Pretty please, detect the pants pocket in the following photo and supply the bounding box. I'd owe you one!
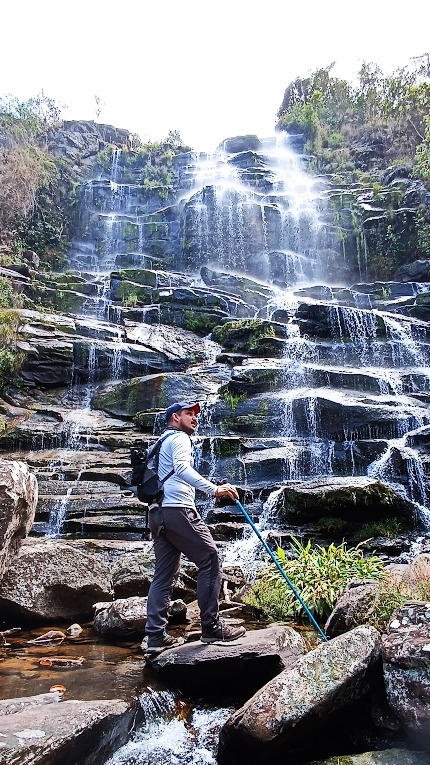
[149,507,164,537]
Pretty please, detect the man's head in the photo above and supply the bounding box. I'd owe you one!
[165,402,201,435]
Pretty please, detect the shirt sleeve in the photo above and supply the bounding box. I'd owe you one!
[170,432,217,495]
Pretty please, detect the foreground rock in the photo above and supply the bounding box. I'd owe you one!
[218,625,381,764]
[0,692,141,765]
[0,540,113,625]
[0,460,38,581]
[149,625,306,701]
[310,749,429,764]
[382,601,430,751]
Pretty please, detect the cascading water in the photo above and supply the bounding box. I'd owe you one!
[105,689,233,765]
[179,134,337,285]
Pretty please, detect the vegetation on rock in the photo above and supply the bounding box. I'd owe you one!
[244,538,384,621]
[0,94,78,269]
[277,60,430,279]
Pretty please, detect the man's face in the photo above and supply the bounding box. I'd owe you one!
[173,407,198,435]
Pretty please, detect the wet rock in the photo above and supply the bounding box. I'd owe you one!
[382,601,430,750]
[93,596,147,637]
[92,370,216,418]
[0,459,38,582]
[0,692,141,765]
[0,540,113,625]
[150,624,306,701]
[200,266,274,308]
[218,625,382,764]
[394,259,430,283]
[221,135,262,153]
[212,319,288,356]
[325,579,380,637]
[19,337,75,386]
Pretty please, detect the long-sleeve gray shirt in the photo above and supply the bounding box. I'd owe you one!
[158,429,217,508]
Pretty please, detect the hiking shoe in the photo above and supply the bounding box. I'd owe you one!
[200,620,246,644]
[143,631,184,655]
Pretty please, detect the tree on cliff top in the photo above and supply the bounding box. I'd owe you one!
[276,60,430,174]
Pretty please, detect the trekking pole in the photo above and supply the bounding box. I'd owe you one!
[235,499,328,642]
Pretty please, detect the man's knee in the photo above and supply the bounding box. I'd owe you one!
[198,550,220,572]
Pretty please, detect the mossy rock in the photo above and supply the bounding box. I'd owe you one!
[212,319,286,354]
[274,477,416,525]
[111,269,158,288]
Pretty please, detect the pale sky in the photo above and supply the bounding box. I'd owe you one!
[2,0,429,151]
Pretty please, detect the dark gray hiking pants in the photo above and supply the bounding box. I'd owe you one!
[145,505,221,636]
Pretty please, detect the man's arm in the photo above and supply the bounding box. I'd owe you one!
[170,432,238,500]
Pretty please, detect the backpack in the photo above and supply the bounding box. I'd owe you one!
[130,431,176,505]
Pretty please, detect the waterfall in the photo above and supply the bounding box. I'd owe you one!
[105,694,232,765]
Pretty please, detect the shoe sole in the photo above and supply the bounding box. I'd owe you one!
[144,640,185,655]
[200,635,245,644]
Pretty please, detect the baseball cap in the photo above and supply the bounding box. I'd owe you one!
[164,401,201,423]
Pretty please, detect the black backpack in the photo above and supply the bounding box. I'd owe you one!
[130,431,176,505]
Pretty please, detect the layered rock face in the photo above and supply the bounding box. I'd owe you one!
[2,131,430,617]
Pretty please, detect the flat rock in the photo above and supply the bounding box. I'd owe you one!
[0,693,140,765]
[149,624,306,700]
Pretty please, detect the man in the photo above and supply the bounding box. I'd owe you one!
[144,401,246,654]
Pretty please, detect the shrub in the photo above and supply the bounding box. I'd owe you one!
[0,309,24,392]
[119,281,139,307]
[355,517,405,540]
[0,277,20,308]
[244,537,384,621]
[315,516,349,534]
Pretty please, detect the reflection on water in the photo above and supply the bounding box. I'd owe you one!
[0,626,150,702]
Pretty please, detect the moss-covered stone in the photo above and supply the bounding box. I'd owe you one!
[212,319,286,354]
[276,477,416,525]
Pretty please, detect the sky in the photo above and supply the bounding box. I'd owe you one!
[2,0,429,152]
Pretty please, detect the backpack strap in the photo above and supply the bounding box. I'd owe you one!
[156,430,177,486]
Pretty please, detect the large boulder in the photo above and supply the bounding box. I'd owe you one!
[394,259,430,283]
[0,460,38,582]
[218,625,382,764]
[272,477,416,525]
[325,579,380,637]
[0,692,141,765]
[382,601,430,750]
[149,624,306,701]
[93,596,147,637]
[0,540,113,625]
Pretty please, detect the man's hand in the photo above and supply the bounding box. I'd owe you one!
[215,483,239,501]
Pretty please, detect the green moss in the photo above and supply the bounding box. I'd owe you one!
[315,517,349,534]
[212,319,279,353]
[220,388,247,411]
[213,438,242,458]
[183,310,219,335]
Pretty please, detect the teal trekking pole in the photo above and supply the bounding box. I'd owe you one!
[235,499,328,642]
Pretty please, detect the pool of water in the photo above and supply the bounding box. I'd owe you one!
[0,624,167,702]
